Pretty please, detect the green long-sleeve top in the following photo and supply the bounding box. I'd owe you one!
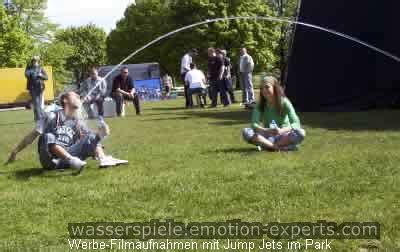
[251,97,301,129]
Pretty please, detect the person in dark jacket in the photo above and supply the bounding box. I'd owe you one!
[222,50,237,103]
[208,48,229,107]
[112,67,141,116]
[25,56,48,121]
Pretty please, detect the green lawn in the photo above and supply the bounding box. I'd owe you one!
[0,98,399,251]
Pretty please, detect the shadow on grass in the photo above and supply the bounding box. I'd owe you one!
[181,106,400,131]
[301,110,400,131]
[150,107,185,112]
[14,168,44,180]
[209,120,245,126]
[188,110,249,125]
[204,147,259,155]
[14,168,79,180]
[142,116,191,122]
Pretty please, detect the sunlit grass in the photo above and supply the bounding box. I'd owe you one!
[0,98,398,251]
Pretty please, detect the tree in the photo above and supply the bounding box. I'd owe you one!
[56,24,107,83]
[168,0,279,71]
[265,0,300,82]
[10,0,57,41]
[107,0,280,80]
[107,0,173,72]
[0,5,32,67]
[37,41,74,88]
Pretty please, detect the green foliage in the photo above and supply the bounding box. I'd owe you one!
[266,0,299,18]
[0,6,32,67]
[56,24,107,82]
[107,0,173,71]
[107,0,280,80]
[11,0,57,41]
[265,0,300,79]
[38,41,74,90]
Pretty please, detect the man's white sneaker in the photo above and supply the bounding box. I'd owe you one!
[107,156,129,166]
[99,156,117,168]
[68,157,87,171]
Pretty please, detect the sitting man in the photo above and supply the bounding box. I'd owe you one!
[112,67,141,116]
[6,92,128,171]
[185,63,207,108]
[79,67,107,119]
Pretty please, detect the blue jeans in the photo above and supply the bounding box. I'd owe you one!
[242,128,306,150]
[188,88,207,107]
[210,80,229,106]
[240,72,255,104]
[224,78,236,103]
[30,89,44,121]
[83,97,104,118]
[38,133,101,169]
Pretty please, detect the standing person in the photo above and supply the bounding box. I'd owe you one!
[25,56,48,121]
[185,63,207,108]
[79,67,107,119]
[222,50,237,103]
[242,76,306,151]
[239,48,255,106]
[6,92,128,171]
[112,67,141,116]
[208,48,229,107]
[181,49,197,108]
[162,73,173,98]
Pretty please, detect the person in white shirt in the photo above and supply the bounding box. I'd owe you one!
[185,63,207,108]
[239,48,255,106]
[181,49,198,108]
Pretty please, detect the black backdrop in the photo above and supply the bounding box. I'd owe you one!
[285,0,400,111]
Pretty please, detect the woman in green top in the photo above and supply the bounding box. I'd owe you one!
[242,76,306,151]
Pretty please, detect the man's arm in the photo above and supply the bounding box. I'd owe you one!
[25,69,32,90]
[25,68,32,79]
[201,78,207,88]
[112,77,122,95]
[248,55,255,71]
[218,60,225,80]
[128,76,136,95]
[6,130,40,164]
[117,88,131,97]
[200,71,207,88]
[99,79,108,97]
[182,56,191,73]
[225,58,232,79]
[117,76,135,97]
[39,68,48,80]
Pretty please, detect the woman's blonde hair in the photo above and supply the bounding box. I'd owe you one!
[259,76,286,114]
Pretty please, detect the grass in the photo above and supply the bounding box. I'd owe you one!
[0,97,399,251]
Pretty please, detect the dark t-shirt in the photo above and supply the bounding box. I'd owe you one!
[112,75,135,93]
[208,56,224,81]
[35,110,89,148]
